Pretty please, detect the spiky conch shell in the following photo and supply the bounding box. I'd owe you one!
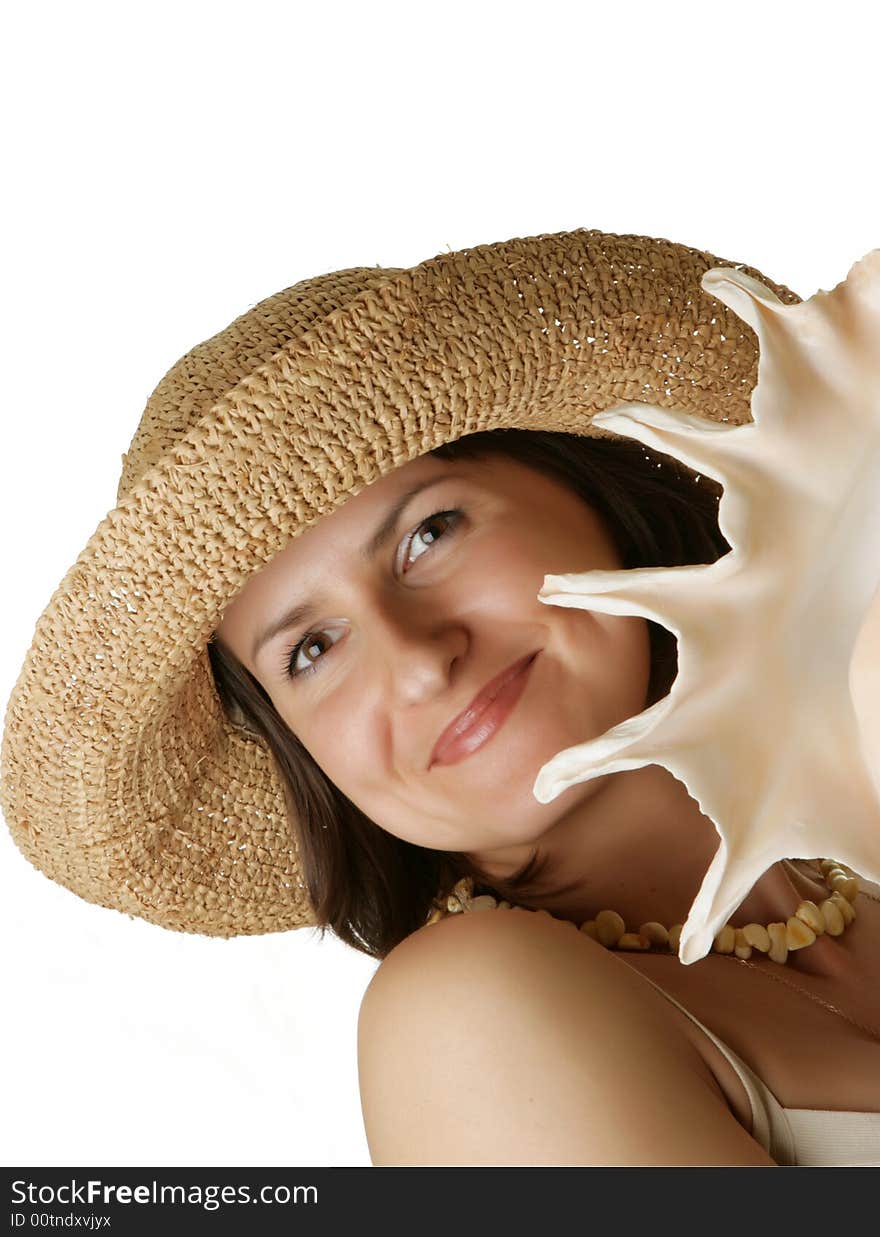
[533,249,880,964]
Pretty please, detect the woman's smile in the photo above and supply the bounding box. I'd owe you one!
[428,650,540,769]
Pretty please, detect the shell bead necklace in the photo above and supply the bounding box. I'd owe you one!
[425,857,861,966]
[425,860,880,1053]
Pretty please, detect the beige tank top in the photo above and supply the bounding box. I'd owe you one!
[635,968,880,1166]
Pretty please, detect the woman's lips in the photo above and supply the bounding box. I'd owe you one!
[428,651,539,769]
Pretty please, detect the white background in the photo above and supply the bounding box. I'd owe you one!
[1,0,876,1168]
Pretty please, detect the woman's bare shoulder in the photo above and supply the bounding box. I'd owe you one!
[359,904,666,1042]
[357,909,777,1166]
[364,905,574,992]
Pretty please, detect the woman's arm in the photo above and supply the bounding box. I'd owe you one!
[357,908,777,1167]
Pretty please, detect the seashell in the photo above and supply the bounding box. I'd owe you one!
[829,890,856,923]
[529,251,880,965]
[468,895,498,912]
[742,923,771,951]
[829,874,860,902]
[767,923,789,964]
[595,909,626,947]
[794,900,824,934]
[786,916,816,950]
[734,928,753,960]
[712,924,735,954]
[639,921,669,947]
[617,932,651,950]
[820,900,846,936]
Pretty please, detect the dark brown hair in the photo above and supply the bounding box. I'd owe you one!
[207,429,730,960]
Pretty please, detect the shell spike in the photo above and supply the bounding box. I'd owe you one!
[539,563,713,629]
[591,402,740,482]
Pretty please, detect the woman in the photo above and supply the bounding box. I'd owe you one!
[208,427,880,1166]
[3,226,879,1166]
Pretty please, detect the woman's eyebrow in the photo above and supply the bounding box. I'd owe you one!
[250,473,464,662]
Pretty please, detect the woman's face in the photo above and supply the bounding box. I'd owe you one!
[215,449,652,858]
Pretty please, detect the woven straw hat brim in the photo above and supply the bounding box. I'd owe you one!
[0,228,802,936]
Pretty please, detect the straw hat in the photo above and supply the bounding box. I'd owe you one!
[0,227,802,937]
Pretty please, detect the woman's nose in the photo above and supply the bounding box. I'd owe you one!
[367,599,466,703]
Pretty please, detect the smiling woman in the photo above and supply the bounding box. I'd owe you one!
[208,427,728,960]
[6,226,878,1168]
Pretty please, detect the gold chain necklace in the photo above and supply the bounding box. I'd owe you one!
[728,869,880,1043]
[728,950,880,1042]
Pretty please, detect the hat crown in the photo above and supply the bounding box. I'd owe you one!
[116,266,403,503]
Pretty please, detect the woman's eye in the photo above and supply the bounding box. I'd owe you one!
[280,508,462,682]
[403,509,460,570]
[282,626,346,681]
